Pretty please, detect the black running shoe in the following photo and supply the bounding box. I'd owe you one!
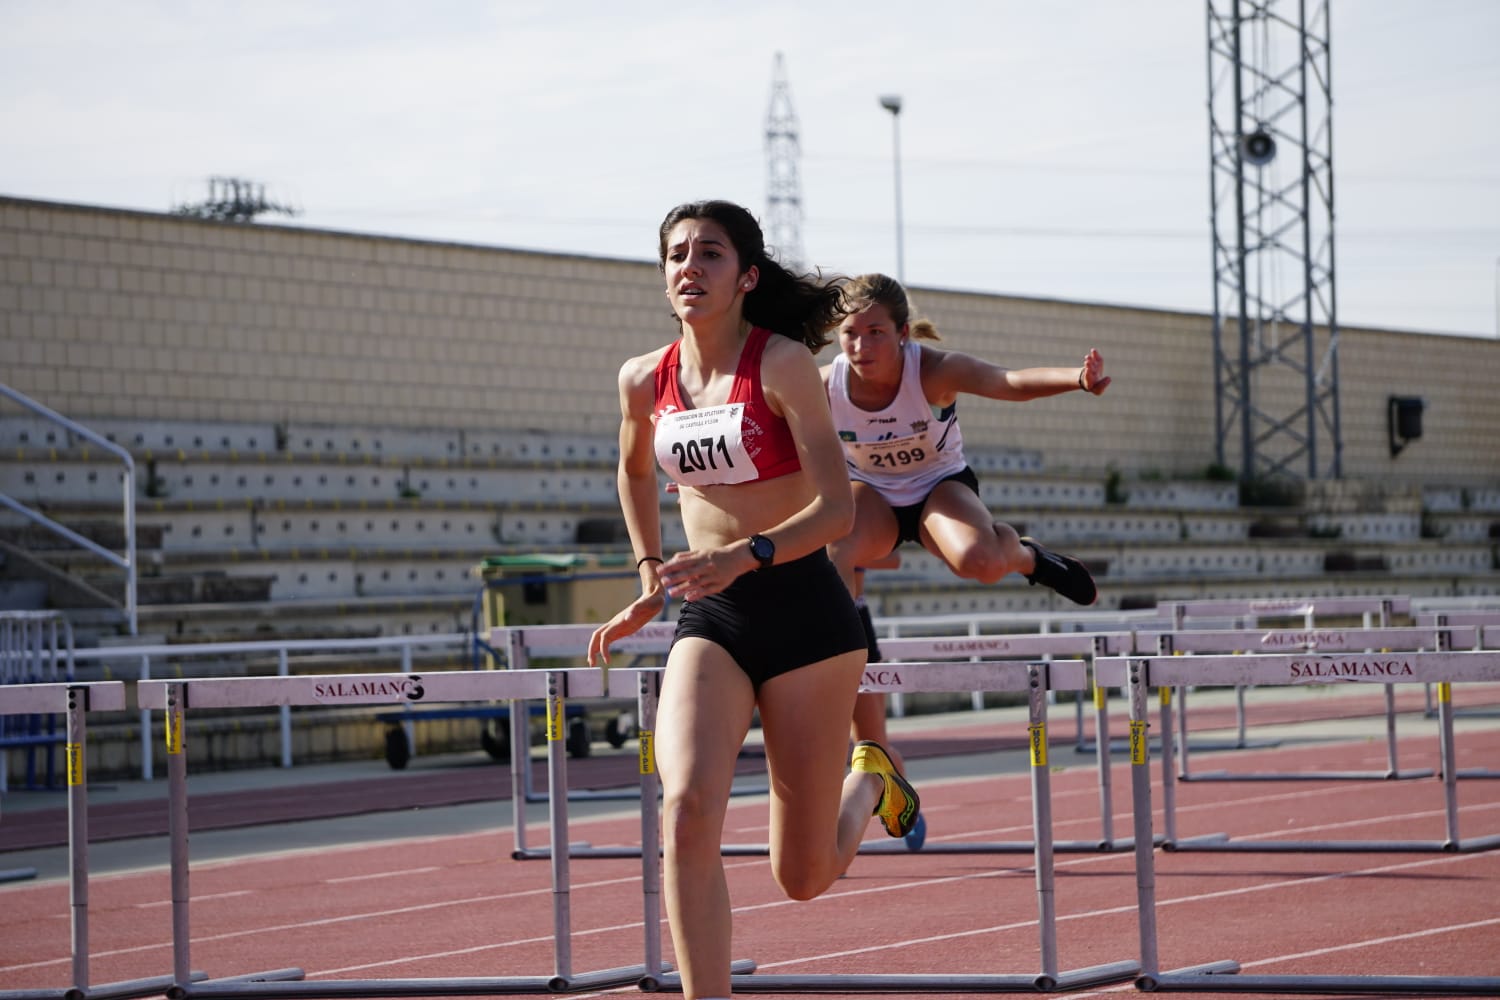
[1020,537,1097,606]
[856,601,882,663]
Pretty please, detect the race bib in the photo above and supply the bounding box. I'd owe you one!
[843,431,934,475]
[655,404,757,487]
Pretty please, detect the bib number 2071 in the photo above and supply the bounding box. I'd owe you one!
[673,436,735,475]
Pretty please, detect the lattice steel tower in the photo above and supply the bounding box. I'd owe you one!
[1207,0,1341,480]
[764,52,805,270]
[173,176,298,223]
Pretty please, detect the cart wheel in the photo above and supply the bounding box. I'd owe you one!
[605,713,633,749]
[480,720,510,762]
[567,717,592,758]
[384,725,411,770]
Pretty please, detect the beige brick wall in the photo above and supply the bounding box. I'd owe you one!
[4,196,1496,485]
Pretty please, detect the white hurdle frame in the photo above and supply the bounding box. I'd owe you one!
[497,626,1153,858]
[1417,612,1500,766]
[1119,624,1483,850]
[1155,596,1431,781]
[865,631,1147,853]
[1101,650,1500,995]
[1095,650,1500,853]
[1139,623,1478,788]
[135,669,655,998]
[495,622,762,817]
[638,658,1140,994]
[0,682,193,1000]
[495,626,1141,991]
[497,623,697,861]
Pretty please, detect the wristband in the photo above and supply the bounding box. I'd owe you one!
[1078,367,1088,391]
[636,555,663,569]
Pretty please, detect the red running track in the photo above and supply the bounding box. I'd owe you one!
[3,696,1499,999]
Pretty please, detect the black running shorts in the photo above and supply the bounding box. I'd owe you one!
[673,549,866,691]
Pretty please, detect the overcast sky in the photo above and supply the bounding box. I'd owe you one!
[4,1,1497,338]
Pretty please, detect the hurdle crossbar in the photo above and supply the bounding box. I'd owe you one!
[0,682,190,1000]
[1110,652,1500,995]
[136,668,653,996]
[857,631,1151,853]
[496,623,779,859]
[1159,596,1421,772]
[500,625,1157,856]
[1140,623,1479,783]
[1416,613,1500,762]
[638,659,1139,994]
[1094,650,1500,854]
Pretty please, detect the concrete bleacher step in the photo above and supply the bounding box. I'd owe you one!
[6,417,1498,651]
[72,569,276,607]
[0,416,623,465]
[130,593,475,641]
[864,569,1495,618]
[0,519,163,551]
[0,451,624,507]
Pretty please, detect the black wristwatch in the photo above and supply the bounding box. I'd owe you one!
[747,533,775,570]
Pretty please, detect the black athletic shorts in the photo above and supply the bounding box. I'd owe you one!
[889,465,981,546]
[673,549,866,691]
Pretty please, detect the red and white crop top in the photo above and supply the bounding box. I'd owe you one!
[652,325,802,487]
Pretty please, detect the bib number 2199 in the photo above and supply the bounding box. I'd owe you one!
[869,445,926,469]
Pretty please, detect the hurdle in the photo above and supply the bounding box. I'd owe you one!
[1094,649,1500,854]
[1104,652,1500,996]
[497,624,1157,857]
[637,657,1139,994]
[1139,621,1477,788]
[495,622,739,860]
[135,668,657,997]
[866,607,1168,753]
[0,681,198,1000]
[493,622,748,813]
[1155,596,1433,781]
[1416,612,1500,766]
[867,631,1151,853]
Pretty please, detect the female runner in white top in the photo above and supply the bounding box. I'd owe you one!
[822,273,1110,846]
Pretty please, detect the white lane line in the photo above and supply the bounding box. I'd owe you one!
[0,868,651,973]
[134,890,254,909]
[7,768,1496,975]
[744,851,1497,971]
[324,867,442,884]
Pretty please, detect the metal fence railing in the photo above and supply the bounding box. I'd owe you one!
[1,381,137,635]
[0,609,76,790]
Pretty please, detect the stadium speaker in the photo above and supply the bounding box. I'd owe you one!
[1388,395,1425,457]
[1241,128,1276,166]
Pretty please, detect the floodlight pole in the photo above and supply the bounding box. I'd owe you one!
[880,94,906,283]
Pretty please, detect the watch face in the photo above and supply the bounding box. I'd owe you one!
[750,534,774,566]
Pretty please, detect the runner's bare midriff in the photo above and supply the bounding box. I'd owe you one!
[674,472,815,551]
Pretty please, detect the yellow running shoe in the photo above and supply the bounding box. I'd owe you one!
[850,740,920,838]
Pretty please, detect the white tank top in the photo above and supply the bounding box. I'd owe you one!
[827,339,967,507]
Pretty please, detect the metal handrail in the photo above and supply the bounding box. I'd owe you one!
[0,382,137,635]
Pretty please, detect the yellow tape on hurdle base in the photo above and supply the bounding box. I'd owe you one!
[1029,723,1047,767]
[166,709,183,755]
[1130,720,1149,765]
[638,730,655,774]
